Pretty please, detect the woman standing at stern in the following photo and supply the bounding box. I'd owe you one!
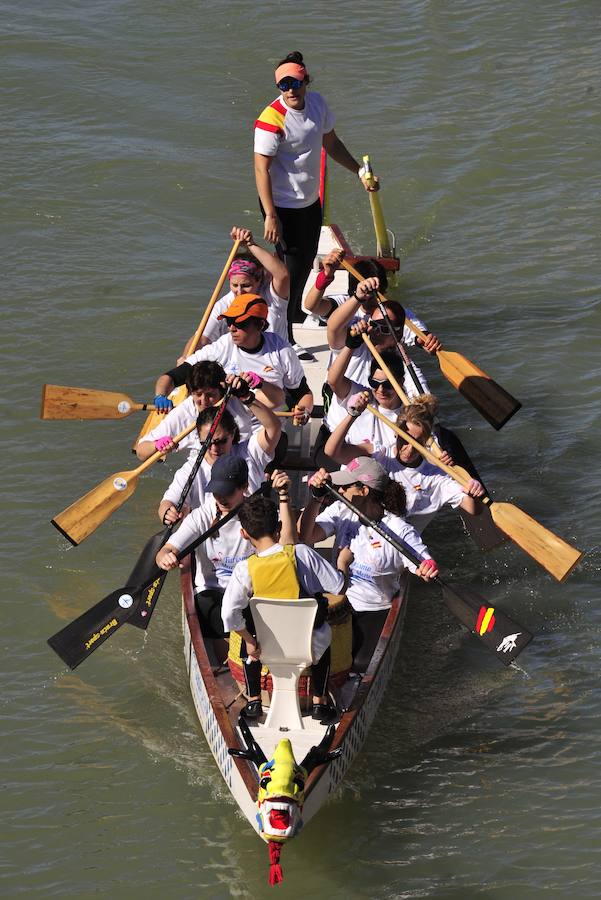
[254,50,379,357]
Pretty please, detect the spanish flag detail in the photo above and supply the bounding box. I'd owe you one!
[255,99,287,135]
[476,605,496,635]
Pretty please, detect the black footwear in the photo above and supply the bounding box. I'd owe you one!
[242,699,262,720]
[311,701,337,723]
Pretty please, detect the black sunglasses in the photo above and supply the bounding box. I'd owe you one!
[224,317,252,329]
[368,376,395,391]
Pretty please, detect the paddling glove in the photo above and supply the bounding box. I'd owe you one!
[154,394,173,413]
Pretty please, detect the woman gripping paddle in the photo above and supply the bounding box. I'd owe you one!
[254,50,379,356]
[158,374,281,525]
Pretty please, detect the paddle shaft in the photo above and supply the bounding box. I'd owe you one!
[363,155,391,257]
[188,239,241,354]
[322,484,532,665]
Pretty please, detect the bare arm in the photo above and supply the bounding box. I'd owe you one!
[323,398,371,466]
[271,471,298,545]
[322,130,379,191]
[326,343,354,399]
[303,248,344,317]
[254,153,281,244]
[326,277,379,349]
[231,226,290,300]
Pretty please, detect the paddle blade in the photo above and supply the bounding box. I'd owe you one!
[51,470,138,546]
[47,587,140,669]
[489,501,583,582]
[440,582,533,666]
[125,570,168,631]
[41,385,142,420]
[437,351,521,430]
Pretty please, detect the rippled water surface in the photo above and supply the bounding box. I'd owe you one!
[3,1,600,897]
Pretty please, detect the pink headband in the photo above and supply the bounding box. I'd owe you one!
[228,259,261,279]
[275,62,307,85]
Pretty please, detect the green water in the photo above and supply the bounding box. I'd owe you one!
[3,2,600,897]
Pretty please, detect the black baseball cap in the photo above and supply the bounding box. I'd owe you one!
[206,455,249,495]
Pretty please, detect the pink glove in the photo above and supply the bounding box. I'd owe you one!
[421,559,438,574]
[154,436,174,452]
[347,391,368,417]
[243,371,263,390]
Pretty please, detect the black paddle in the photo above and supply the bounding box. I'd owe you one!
[47,485,269,670]
[323,483,532,666]
[125,386,234,631]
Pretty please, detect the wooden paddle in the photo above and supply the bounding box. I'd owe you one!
[41,384,305,421]
[322,484,532,666]
[342,258,521,430]
[366,402,582,581]
[41,385,156,420]
[134,238,242,448]
[48,485,269,669]
[51,421,198,546]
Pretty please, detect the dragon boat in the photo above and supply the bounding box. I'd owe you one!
[163,223,410,883]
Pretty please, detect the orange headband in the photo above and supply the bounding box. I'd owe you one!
[274,62,307,84]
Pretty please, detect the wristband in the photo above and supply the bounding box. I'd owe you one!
[241,391,256,406]
[315,270,335,291]
[348,406,362,418]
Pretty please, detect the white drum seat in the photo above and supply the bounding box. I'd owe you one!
[250,597,317,731]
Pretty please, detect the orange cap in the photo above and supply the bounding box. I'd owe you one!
[217,293,268,323]
[275,62,306,84]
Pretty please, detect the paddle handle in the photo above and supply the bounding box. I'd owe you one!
[362,335,410,405]
[341,258,429,344]
[363,155,391,257]
[188,240,241,355]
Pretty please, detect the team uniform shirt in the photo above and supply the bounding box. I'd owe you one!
[254,92,335,208]
[375,454,466,533]
[186,332,304,393]
[221,542,344,659]
[167,494,252,594]
[343,380,403,458]
[204,281,289,345]
[314,503,428,612]
[161,434,272,510]
[137,395,252,457]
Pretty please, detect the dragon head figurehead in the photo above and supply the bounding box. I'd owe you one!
[229,719,343,885]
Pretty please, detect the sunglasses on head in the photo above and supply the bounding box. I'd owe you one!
[224,316,252,329]
[277,77,304,91]
[368,376,395,391]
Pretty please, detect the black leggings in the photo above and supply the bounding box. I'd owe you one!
[260,199,322,342]
[194,588,226,639]
[351,609,389,673]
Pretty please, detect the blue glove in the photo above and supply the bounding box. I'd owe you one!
[153,394,173,414]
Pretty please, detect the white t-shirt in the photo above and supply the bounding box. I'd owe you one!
[376,455,465,533]
[138,395,252,456]
[314,503,429,612]
[167,495,252,594]
[221,542,344,660]
[254,92,335,208]
[205,281,289,345]
[161,434,272,510]
[337,379,402,458]
[187,332,304,393]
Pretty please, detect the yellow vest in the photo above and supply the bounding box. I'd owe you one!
[247,544,300,600]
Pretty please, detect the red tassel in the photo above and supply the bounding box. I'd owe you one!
[268,840,283,886]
